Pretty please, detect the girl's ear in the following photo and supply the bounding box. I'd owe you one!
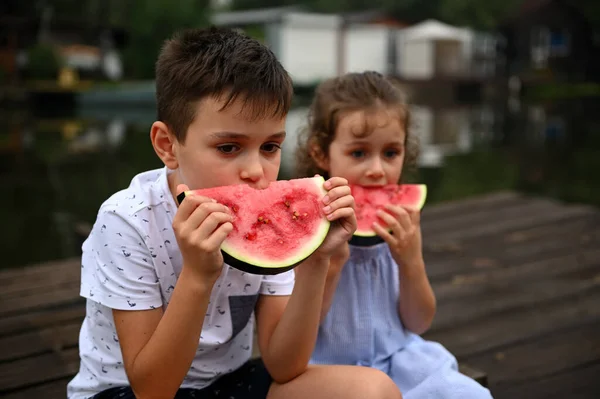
[309,139,329,172]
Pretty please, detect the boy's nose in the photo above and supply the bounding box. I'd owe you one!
[240,159,264,185]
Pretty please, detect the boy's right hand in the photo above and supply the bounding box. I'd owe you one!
[172,184,233,284]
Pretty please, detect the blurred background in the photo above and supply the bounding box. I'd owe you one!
[1,0,599,269]
[0,2,599,398]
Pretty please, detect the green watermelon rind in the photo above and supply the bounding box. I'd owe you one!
[350,184,427,247]
[177,176,331,275]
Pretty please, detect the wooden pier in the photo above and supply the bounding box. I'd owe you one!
[0,191,599,398]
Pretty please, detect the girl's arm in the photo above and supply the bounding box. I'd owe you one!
[397,255,437,335]
[372,207,436,335]
[319,244,349,321]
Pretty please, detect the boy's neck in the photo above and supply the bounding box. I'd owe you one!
[167,169,184,205]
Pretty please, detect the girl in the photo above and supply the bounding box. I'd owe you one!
[296,71,494,399]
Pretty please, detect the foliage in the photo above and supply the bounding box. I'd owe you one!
[426,150,518,202]
[25,44,63,80]
[527,83,600,101]
[121,0,211,79]
[13,0,211,80]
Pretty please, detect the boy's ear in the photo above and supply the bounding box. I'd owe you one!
[150,121,179,170]
[309,139,329,172]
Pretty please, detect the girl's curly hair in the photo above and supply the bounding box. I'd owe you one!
[295,71,418,182]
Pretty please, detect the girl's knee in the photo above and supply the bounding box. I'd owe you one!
[352,367,402,399]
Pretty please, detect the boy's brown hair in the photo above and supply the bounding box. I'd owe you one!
[295,71,418,181]
[156,26,294,142]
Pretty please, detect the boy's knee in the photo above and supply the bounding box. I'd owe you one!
[354,367,402,399]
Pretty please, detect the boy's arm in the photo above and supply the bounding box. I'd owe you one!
[256,176,356,384]
[113,266,212,399]
[255,254,330,384]
[92,193,229,399]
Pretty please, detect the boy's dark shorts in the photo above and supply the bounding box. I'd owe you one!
[92,358,272,399]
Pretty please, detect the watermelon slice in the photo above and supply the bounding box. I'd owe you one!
[350,184,427,247]
[176,176,331,275]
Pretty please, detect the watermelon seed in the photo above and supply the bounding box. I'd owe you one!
[258,216,263,222]
[293,211,299,217]
[232,205,238,213]
[284,201,290,208]
[264,219,270,224]
[302,212,308,217]
[278,239,284,244]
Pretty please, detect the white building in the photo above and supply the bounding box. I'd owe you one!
[212,7,404,85]
[211,10,500,85]
[396,19,499,80]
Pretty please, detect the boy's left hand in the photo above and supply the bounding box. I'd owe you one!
[314,177,357,258]
[373,205,423,268]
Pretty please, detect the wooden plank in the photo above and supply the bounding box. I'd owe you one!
[425,203,595,242]
[491,361,600,399]
[463,320,600,390]
[0,258,80,284]
[1,279,81,306]
[431,266,600,331]
[424,289,600,359]
[1,378,72,399]
[422,197,557,233]
[432,249,600,303]
[0,322,81,363]
[0,287,82,317]
[458,363,488,388]
[1,262,80,300]
[421,191,521,219]
[0,347,79,392]
[425,217,599,281]
[425,212,598,260]
[0,303,84,337]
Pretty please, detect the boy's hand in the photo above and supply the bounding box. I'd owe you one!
[372,205,423,269]
[172,184,233,284]
[313,177,357,258]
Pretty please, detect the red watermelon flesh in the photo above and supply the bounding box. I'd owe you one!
[177,176,330,275]
[351,184,427,244]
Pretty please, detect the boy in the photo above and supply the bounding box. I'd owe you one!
[67,27,402,399]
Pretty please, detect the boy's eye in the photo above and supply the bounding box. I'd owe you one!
[217,144,239,154]
[350,150,365,158]
[261,143,281,153]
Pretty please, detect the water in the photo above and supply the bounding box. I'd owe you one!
[1,95,598,269]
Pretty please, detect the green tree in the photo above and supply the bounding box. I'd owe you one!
[122,0,211,79]
[437,0,521,29]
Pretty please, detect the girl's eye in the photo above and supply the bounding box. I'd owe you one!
[262,143,281,153]
[350,150,365,158]
[217,144,239,154]
[384,149,400,158]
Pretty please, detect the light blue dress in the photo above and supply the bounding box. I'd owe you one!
[310,243,493,399]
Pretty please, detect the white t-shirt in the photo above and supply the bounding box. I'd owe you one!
[67,167,295,399]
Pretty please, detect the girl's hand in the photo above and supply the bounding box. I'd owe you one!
[372,204,424,269]
[314,177,357,259]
